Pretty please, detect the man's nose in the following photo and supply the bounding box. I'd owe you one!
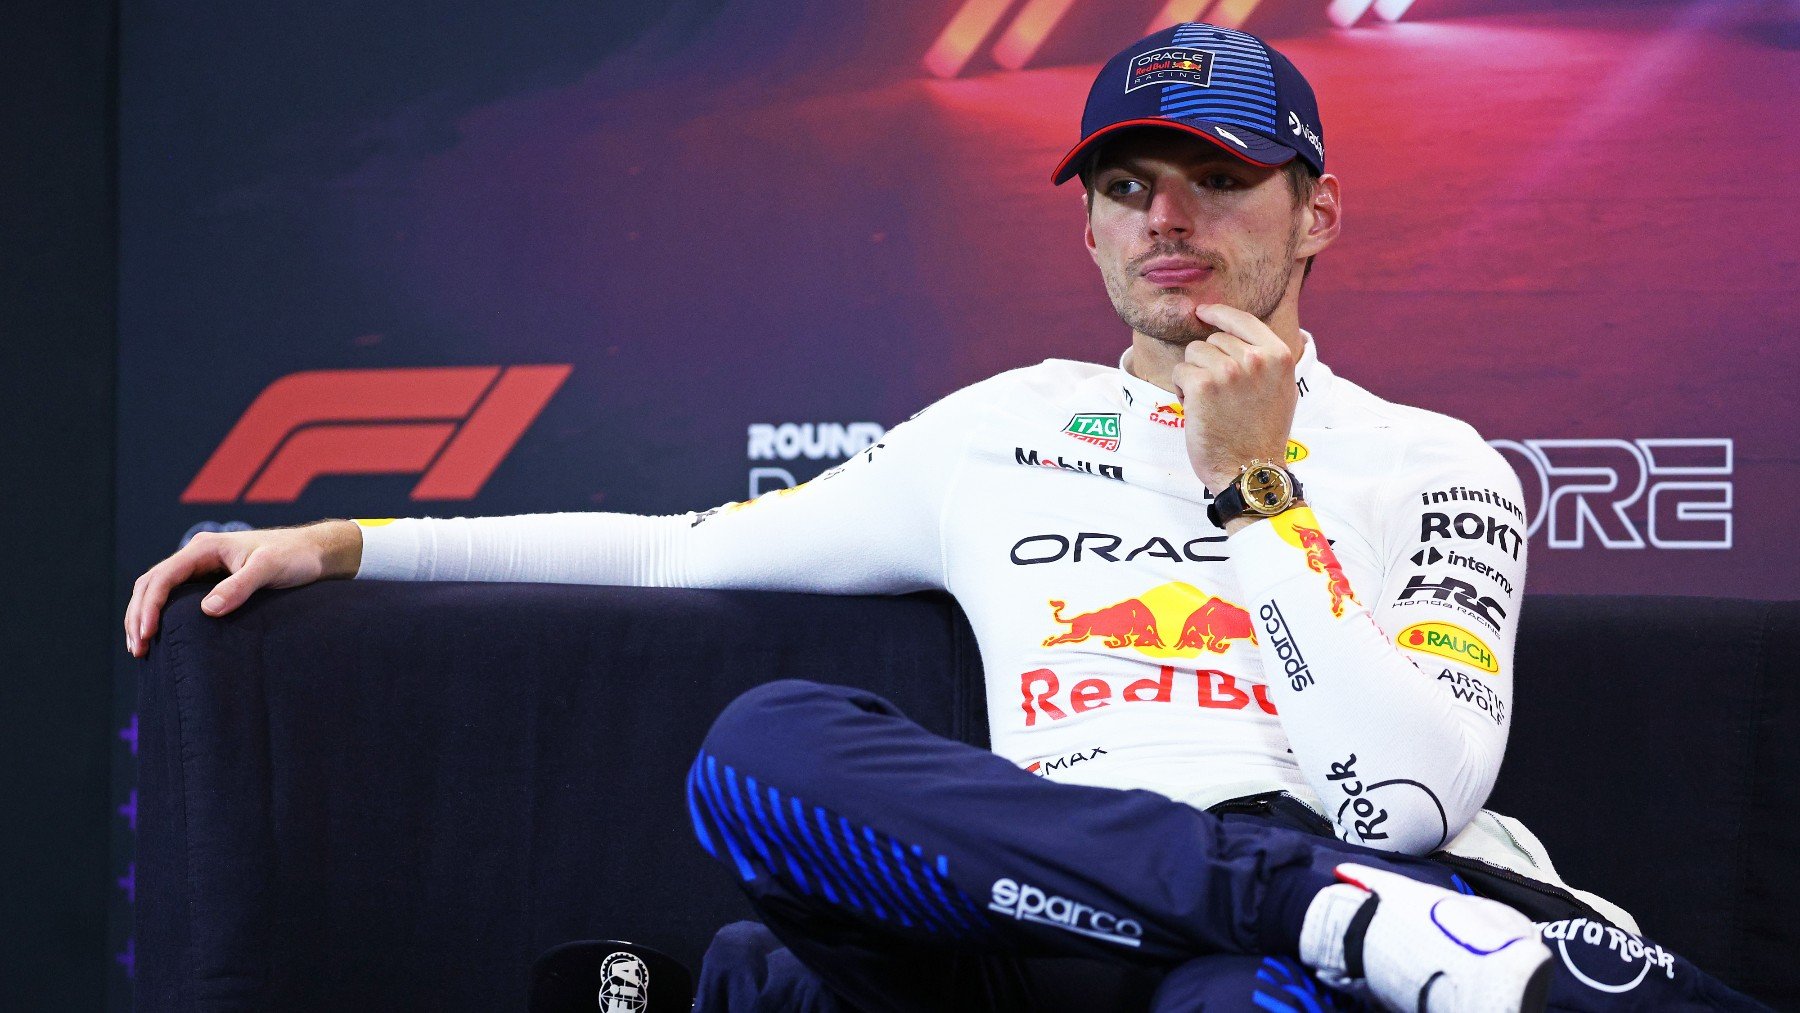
[1147,184,1198,238]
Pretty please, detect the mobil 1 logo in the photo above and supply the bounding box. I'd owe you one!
[1395,574,1507,633]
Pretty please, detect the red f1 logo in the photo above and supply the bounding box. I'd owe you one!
[181,365,571,504]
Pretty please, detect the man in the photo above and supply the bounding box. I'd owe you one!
[126,22,1765,1013]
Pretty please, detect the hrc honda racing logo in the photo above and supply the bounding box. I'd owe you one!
[988,878,1143,947]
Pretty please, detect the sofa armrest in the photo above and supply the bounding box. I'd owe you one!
[137,580,983,1011]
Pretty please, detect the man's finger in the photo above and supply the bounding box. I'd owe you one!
[203,549,279,616]
[1195,303,1281,348]
[1183,336,1234,368]
[136,544,215,641]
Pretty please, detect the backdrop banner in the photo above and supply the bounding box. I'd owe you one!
[113,0,1797,1004]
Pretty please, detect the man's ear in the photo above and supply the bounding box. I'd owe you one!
[1297,173,1342,259]
[1084,206,1100,266]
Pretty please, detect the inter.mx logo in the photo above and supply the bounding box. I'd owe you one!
[181,365,570,504]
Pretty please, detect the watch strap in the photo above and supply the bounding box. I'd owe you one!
[1208,464,1303,528]
[1207,482,1249,529]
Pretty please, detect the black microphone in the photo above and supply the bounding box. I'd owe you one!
[529,939,695,1013]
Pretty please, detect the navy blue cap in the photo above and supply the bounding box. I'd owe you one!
[1052,22,1325,185]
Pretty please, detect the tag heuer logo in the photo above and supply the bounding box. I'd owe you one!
[1062,413,1121,452]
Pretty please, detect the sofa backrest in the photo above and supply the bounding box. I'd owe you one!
[135,584,1796,1009]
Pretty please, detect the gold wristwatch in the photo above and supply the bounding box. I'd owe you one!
[1206,460,1303,528]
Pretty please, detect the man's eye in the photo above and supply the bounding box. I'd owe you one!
[1202,173,1240,189]
[1106,179,1145,197]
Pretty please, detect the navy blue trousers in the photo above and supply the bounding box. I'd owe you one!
[686,680,1765,1012]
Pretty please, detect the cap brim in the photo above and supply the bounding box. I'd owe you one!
[1050,118,1297,185]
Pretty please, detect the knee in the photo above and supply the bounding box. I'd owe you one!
[1151,955,1339,1012]
[702,679,834,756]
[703,920,783,969]
[696,921,845,1013]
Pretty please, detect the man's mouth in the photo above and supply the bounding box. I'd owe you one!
[1139,258,1213,287]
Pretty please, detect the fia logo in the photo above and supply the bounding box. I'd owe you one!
[598,952,649,1012]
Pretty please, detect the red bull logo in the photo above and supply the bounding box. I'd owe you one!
[1041,582,1256,659]
[1176,597,1257,652]
[1269,508,1359,617]
[1149,402,1185,428]
[1020,666,1277,726]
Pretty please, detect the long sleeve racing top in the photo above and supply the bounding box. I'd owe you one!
[355,333,1531,857]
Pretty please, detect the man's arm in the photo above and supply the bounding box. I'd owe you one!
[1232,440,1525,855]
[350,410,957,594]
[1168,303,1521,854]
[126,395,975,656]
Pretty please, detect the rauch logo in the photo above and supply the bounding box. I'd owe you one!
[1396,621,1498,674]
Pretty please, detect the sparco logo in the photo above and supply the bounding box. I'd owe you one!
[1259,601,1313,691]
[988,878,1143,947]
[1421,511,1525,560]
[1541,918,1675,993]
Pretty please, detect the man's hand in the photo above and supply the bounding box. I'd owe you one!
[1169,303,1300,496]
[123,520,363,658]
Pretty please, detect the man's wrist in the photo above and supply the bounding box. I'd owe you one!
[1221,497,1306,536]
[317,519,364,579]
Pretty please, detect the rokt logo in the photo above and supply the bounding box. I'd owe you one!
[1396,621,1499,674]
[182,365,570,504]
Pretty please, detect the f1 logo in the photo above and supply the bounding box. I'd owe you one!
[181,365,571,504]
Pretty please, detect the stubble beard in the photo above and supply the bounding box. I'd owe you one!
[1104,224,1301,348]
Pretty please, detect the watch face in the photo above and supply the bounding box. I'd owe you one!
[1241,466,1293,514]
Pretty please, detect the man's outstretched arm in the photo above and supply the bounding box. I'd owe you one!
[125,393,980,657]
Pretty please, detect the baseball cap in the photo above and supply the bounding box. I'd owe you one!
[1051,22,1325,185]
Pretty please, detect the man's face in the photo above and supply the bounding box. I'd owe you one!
[1084,130,1305,347]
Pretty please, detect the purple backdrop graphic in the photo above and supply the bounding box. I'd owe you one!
[113,0,1798,1004]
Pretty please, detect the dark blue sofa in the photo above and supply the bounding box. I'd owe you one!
[135,584,1798,1009]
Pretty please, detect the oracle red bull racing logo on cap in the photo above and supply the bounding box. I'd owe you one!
[1124,47,1214,94]
[1042,581,1255,659]
[1397,621,1499,674]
